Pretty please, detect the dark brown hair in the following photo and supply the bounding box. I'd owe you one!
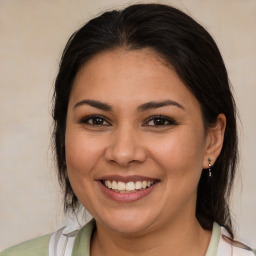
[52,3,238,237]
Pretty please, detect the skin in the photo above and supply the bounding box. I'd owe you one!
[65,48,226,256]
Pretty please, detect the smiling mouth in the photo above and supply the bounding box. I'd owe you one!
[101,180,157,193]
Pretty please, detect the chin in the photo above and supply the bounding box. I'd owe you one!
[106,220,150,234]
[96,210,155,235]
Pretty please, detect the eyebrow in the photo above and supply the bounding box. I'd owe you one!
[73,99,112,111]
[73,99,184,112]
[138,100,185,112]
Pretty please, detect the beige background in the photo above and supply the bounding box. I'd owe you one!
[0,0,255,251]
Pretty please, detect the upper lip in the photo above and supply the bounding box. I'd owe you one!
[96,175,159,183]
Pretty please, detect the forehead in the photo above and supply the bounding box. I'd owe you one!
[74,48,170,85]
[69,48,200,111]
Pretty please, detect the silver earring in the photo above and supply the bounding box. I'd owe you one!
[208,158,212,177]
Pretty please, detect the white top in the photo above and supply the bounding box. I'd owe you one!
[49,220,255,256]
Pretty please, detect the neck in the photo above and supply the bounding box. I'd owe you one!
[90,216,211,256]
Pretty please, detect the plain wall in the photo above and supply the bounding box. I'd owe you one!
[0,0,255,250]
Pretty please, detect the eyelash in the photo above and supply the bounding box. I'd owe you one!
[80,115,177,127]
[80,115,111,126]
[143,115,177,127]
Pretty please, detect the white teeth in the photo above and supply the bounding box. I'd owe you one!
[106,180,112,189]
[117,181,126,190]
[112,180,118,190]
[135,181,142,189]
[126,182,135,191]
[103,180,155,192]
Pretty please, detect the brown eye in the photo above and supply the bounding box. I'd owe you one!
[144,115,176,126]
[81,115,110,126]
[91,117,105,125]
[152,118,166,126]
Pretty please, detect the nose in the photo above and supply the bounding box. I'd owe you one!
[104,126,147,167]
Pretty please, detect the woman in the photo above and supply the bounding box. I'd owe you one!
[1,3,255,256]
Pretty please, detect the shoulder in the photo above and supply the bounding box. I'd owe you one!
[0,219,96,256]
[0,234,51,256]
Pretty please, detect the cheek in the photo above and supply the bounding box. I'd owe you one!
[151,131,206,210]
[64,130,105,208]
[149,129,206,180]
[65,129,103,181]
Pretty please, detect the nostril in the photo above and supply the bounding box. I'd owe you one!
[104,142,147,166]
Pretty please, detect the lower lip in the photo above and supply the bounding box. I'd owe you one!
[97,181,158,202]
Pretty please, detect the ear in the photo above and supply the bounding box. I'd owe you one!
[203,113,226,168]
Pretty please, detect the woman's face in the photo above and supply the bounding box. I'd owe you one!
[65,49,211,234]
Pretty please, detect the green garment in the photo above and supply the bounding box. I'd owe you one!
[0,220,253,256]
[0,220,95,256]
[0,234,51,256]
